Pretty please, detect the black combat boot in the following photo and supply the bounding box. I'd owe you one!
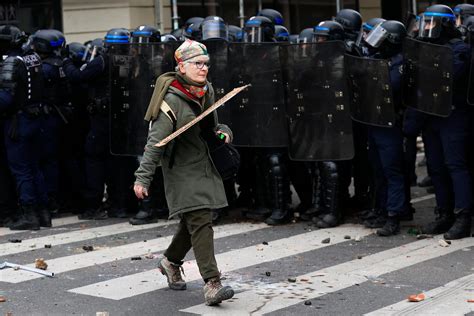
[314,162,341,228]
[422,207,454,234]
[376,215,400,236]
[37,206,52,227]
[9,204,40,231]
[443,208,471,240]
[129,197,158,225]
[265,154,291,225]
[363,209,388,228]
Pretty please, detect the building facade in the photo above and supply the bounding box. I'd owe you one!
[1,0,471,43]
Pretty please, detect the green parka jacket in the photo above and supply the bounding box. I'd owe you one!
[134,80,232,219]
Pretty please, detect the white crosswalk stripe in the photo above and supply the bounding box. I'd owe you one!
[0,215,87,237]
[68,224,373,300]
[0,221,177,256]
[365,273,474,316]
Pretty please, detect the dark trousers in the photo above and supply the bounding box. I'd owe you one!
[39,114,60,198]
[368,125,407,216]
[423,108,472,210]
[164,209,219,281]
[4,113,47,206]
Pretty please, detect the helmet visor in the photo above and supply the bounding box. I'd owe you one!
[244,26,263,43]
[418,14,445,39]
[202,20,228,40]
[364,24,388,48]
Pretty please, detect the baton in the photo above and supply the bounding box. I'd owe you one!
[0,261,55,277]
[155,84,251,148]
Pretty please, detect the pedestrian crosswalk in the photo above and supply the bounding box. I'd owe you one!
[1,196,474,315]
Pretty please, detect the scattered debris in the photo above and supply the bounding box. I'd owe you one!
[408,293,425,302]
[8,239,21,243]
[288,277,297,283]
[357,255,363,260]
[467,299,474,303]
[96,312,109,316]
[156,234,163,238]
[265,271,271,277]
[321,238,330,244]
[143,240,147,242]
[438,239,450,247]
[44,244,52,248]
[144,253,155,259]
[407,228,420,236]
[0,296,6,302]
[262,241,269,245]
[131,257,142,261]
[300,278,309,282]
[35,258,48,270]
[304,300,312,306]
[29,244,36,248]
[0,261,54,277]
[82,245,94,252]
[354,236,362,242]
[416,234,433,240]
[344,235,351,240]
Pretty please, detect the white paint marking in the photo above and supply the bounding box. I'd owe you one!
[68,224,373,300]
[0,222,269,283]
[0,215,87,237]
[0,221,177,257]
[365,273,474,316]
[410,194,435,204]
[181,237,474,315]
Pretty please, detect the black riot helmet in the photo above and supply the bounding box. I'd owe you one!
[87,38,105,61]
[363,18,386,33]
[244,16,275,43]
[170,28,186,41]
[335,9,363,33]
[418,5,457,40]
[257,8,284,26]
[313,21,345,42]
[131,25,161,43]
[201,16,228,40]
[161,34,178,42]
[228,25,244,42]
[104,28,130,47]
[274,25,289,42]
[68,42,87,65]
[298,28,314,43]
[454,4,474,26]
[364,20,407,50]
[0,24,26,55]
[184,21,203,40]
[31,29,66,56]
[184,17,204,29]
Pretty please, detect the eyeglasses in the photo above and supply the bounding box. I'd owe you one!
[188,61,211,69]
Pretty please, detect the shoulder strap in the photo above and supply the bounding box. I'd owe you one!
[158,100,178,169]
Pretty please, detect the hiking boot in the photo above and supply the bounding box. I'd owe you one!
[129,209,158,225]
[422,207,454,235]
[376,216,400,236]
[158,257,186,290]
[203,277,234,306]
[9,205,40,231]
[444,209,471,240]
[265,209,290,225]
[313,213,341,228]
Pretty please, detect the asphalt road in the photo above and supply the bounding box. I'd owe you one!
[1,162,474,316]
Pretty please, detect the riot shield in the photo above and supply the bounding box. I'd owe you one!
[345,54,396,127]
[281,41,354,161]
[203,40,231,124]
[402,38,453,117]
[109,43,176,155]
[226,42,288,147]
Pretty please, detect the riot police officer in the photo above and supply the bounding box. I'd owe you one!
[335,8,363,55]
[361,20,411,236]
[0,25,49,230]
[454,3,474,40]
[417,5,473,240]
[31,29,71,217]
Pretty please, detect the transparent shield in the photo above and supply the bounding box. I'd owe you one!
[202,21,228,40]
